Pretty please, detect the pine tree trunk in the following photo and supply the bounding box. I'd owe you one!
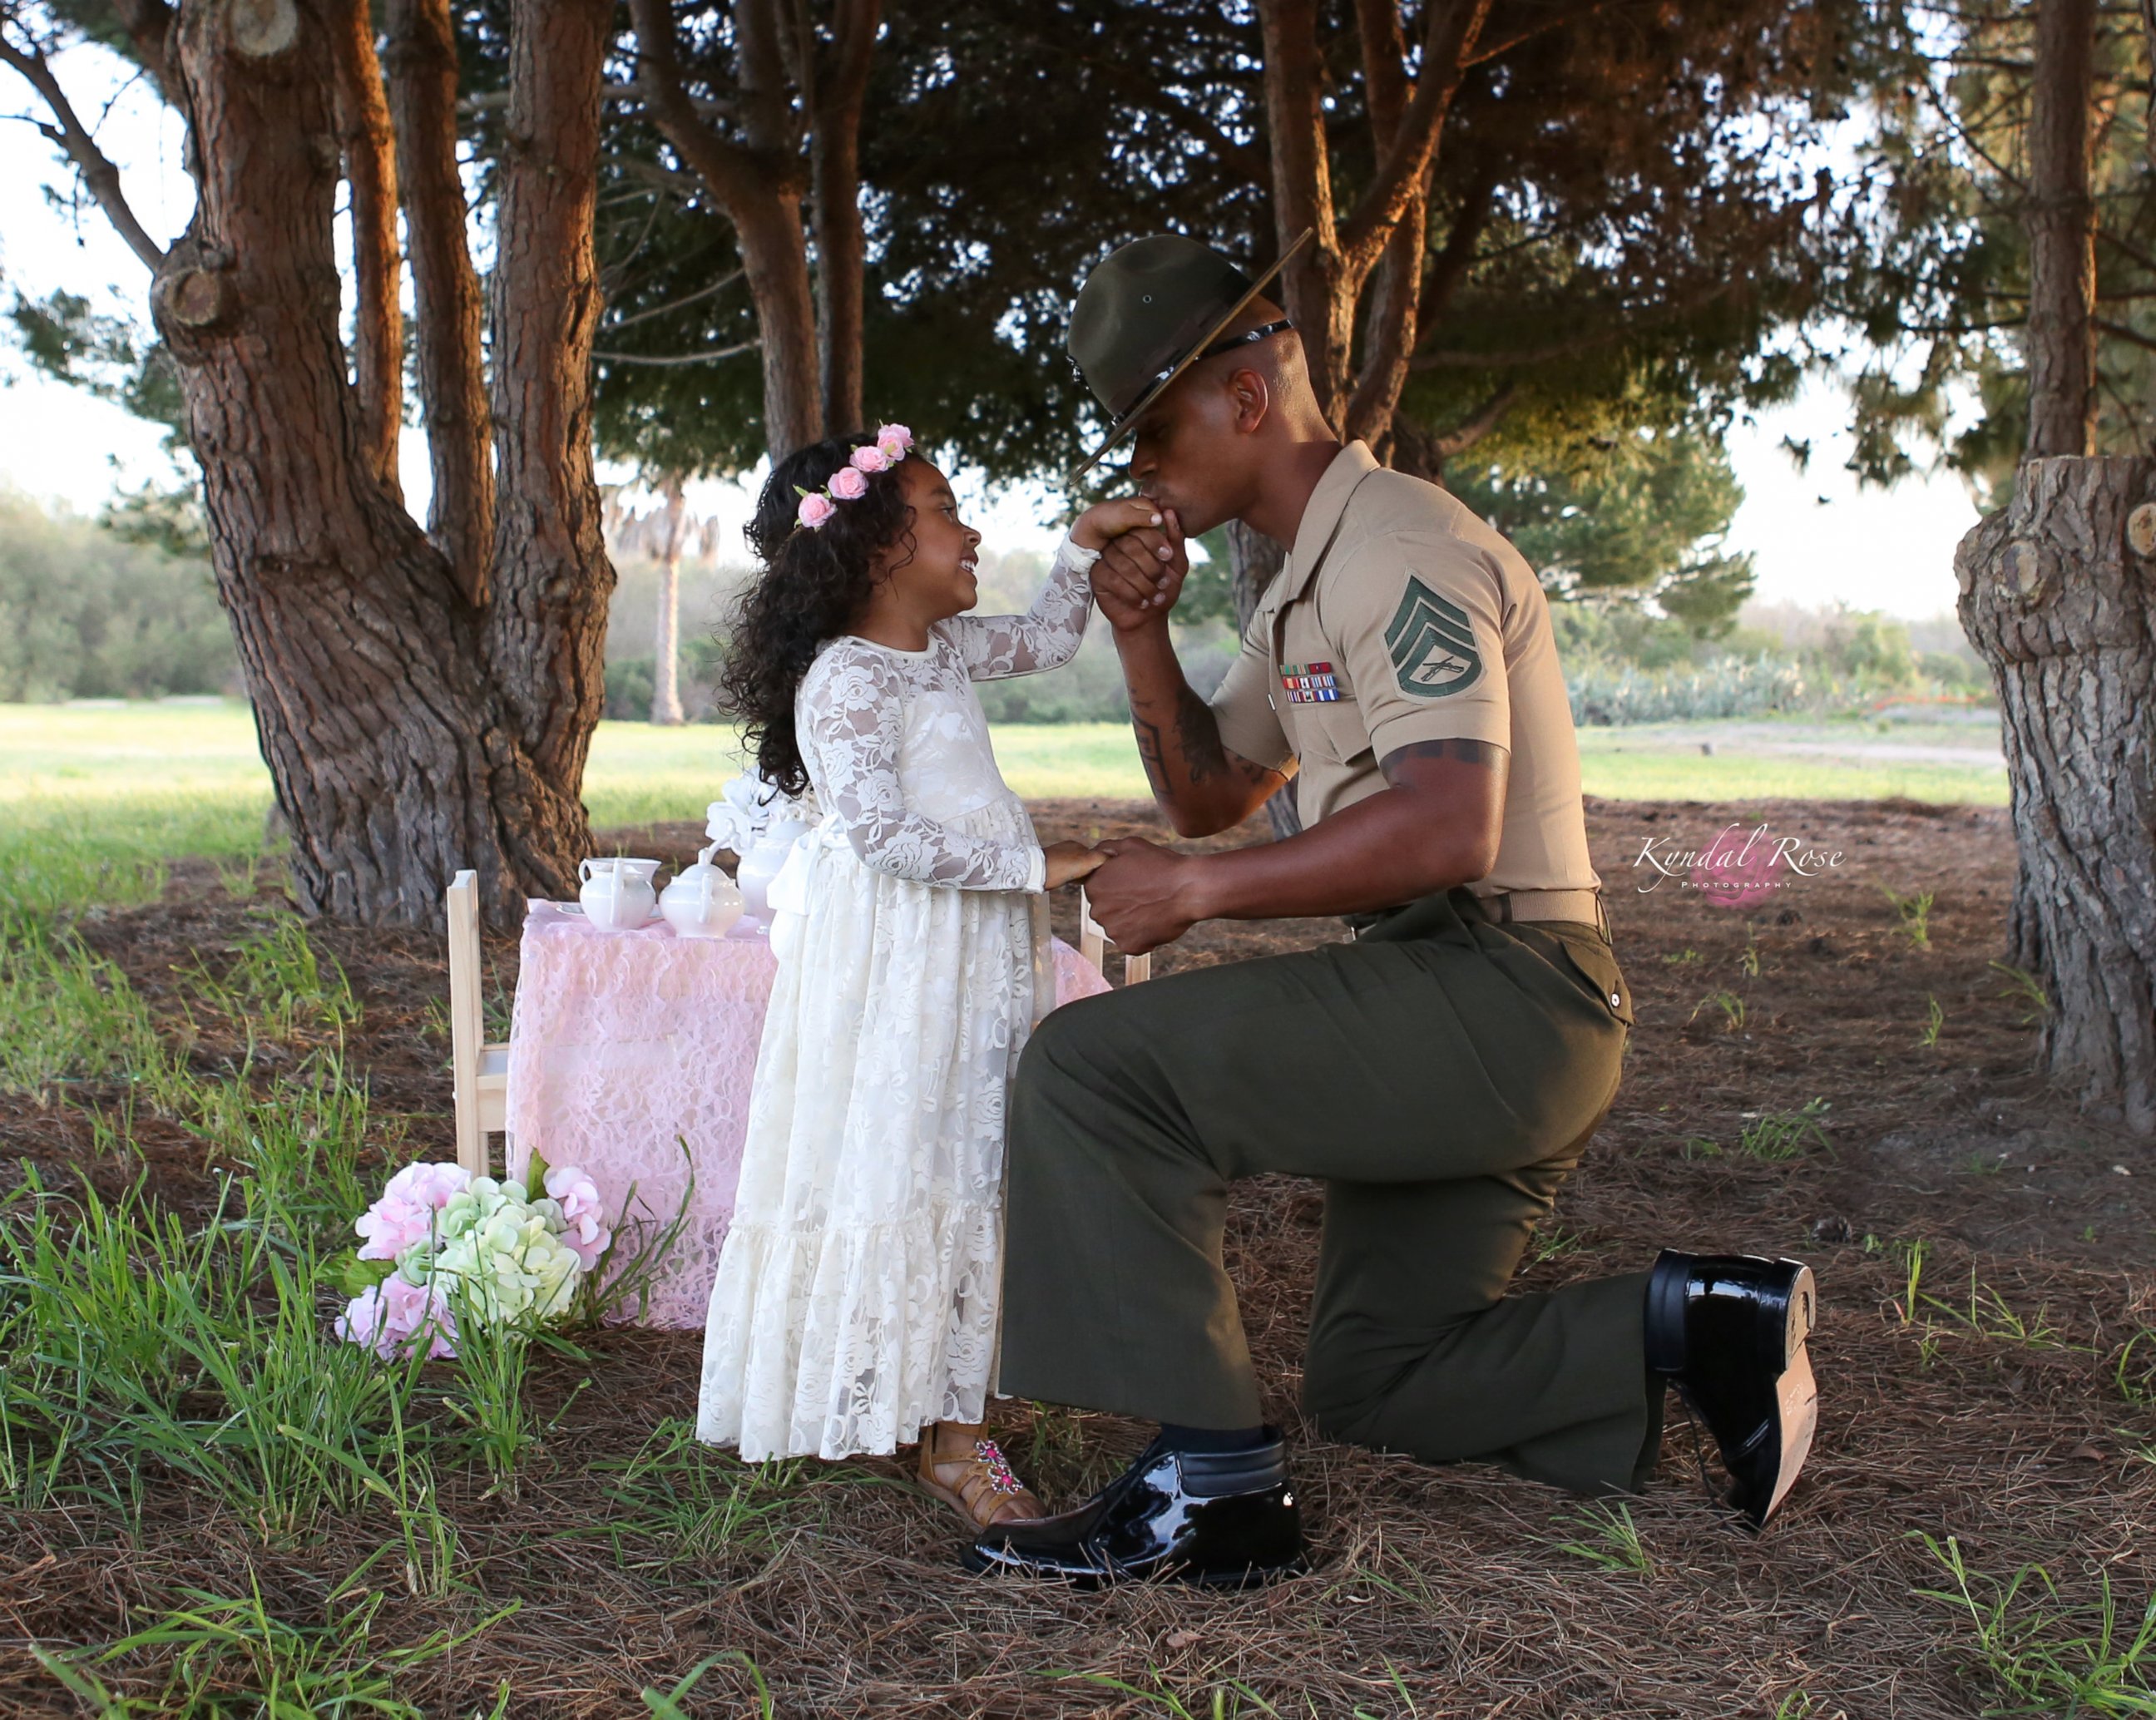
[651,473,687,726]
[2026,0,2097,459]
[1226,520,1302,840]
[151,0,606,927]
[1955,457,2156,1135]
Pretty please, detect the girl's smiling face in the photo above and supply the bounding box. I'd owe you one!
[873,457,982,621]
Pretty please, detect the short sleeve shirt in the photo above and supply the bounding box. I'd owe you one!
[1208,441,1601,898]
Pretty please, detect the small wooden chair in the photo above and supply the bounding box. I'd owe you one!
[1077,887,1150,986]
[446,869,510,1177]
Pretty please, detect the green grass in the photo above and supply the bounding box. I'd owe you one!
[1,700,2006,898]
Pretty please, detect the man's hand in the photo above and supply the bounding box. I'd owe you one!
[1080,837,1204,955]
[1089,505,1189,634]
[1044,840,1106,891]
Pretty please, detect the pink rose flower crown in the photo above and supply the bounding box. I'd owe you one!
[794,423,913,531]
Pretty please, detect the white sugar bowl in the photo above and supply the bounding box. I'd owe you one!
[578,856,660,930]
[659,845,744,939]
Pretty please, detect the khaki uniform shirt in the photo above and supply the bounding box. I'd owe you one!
[1209,441,1603,907]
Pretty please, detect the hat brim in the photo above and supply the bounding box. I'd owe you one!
[1066,226,1315,488]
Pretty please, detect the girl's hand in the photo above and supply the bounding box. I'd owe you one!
[1070,495,1165,552]
[1043,840,1108,890]
[1089,506,1188,634]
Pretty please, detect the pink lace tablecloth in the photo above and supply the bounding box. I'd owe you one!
[503,901,1112,1329]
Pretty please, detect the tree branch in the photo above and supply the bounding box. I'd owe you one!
[107,0,176,101]
[385,0,494,604]
[594,339,761,366]
[1337,0,1493,277]
[601,268,745,333]
[626,0,772,211]
[329,0,404,496]
[0,29,166,271]
[1429,381,1519,458]
[811,0,878,428]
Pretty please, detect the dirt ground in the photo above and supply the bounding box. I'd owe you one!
[6,795,2154,1717]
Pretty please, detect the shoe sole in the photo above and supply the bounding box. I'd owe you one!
[1756,1263,1818,1526]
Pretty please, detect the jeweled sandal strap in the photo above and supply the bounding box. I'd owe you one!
[973,1439,1024,1495]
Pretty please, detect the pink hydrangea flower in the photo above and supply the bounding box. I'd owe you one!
[875,423,913,462]
[828,465,869,501]
[542,1164,613,1271]
[354,1160,471,1261]
[797,492,837,530]
[336,1273,458,1360]
[849,444,891,474]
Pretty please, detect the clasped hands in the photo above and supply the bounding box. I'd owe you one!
[1036,493,1211,955]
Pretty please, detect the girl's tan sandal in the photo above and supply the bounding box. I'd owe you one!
[916,1432,1046,1530]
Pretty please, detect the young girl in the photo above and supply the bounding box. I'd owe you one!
[697,424,1155,1529]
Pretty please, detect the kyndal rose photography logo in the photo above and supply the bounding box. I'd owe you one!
[1633,822,1846,908]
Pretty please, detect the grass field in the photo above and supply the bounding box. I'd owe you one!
[1,701,2009,875]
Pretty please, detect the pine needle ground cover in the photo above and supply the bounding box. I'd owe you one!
[0,719,2143,1716]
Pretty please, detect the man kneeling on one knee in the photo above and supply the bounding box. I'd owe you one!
[965,230,1819,1588]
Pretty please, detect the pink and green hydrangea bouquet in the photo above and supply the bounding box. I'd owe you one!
[335,1155,612,1359]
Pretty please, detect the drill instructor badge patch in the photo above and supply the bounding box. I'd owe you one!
[1386,576,1483,698]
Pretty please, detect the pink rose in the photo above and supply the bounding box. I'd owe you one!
[849,444,891,474]
[336,1274,458,1360]
[355,1160,471,1261]
[543,1164,613,1271]
[875,423,913,462]
[797,492,837,530]
[828,465,869,501]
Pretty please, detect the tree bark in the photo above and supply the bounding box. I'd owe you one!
[485,0,617,812]
[1226,520,1302,840]
[1956,458,2156,1135]
[327,0,402,497]
[651,472,688,726]
[2026,0,2098,458]
[151,0,597,927]
[384,0,495,605]
[812,0,879,433]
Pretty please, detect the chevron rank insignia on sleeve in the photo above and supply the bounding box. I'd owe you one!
[1385,576,1483,698]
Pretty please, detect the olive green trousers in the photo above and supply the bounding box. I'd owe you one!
[998,887,1662,1495]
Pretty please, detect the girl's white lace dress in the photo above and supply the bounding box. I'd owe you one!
[696,541,1097,1461]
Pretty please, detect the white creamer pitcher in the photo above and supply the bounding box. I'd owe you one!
[734,815,813,924]
[659,846,744,939]
[578,856,660,930]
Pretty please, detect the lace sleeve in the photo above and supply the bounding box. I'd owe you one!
[802,645,1046,892]
[941,536,1098,682]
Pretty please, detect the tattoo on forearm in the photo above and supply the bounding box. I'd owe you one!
[1132,685,1278,800]
[1173,685,1229,785]
[1133,715,1169,793]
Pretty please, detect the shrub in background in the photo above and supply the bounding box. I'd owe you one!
[0,492,235,701]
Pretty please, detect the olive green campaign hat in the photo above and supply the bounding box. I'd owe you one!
[1066,226,1313,485]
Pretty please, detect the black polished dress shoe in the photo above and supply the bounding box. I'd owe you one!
[962,1431,1305,1588]
[1645,1249,1818,1529]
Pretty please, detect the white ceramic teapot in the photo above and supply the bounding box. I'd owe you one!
[578,856,660,930]
[659,846,744,939]
[733,814,813,925]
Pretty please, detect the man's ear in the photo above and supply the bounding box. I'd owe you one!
[1227,365,1273,437]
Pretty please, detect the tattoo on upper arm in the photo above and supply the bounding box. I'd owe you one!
[1379,738,1509,781]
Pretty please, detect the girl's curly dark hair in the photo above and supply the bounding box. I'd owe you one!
[719,432,921,797]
